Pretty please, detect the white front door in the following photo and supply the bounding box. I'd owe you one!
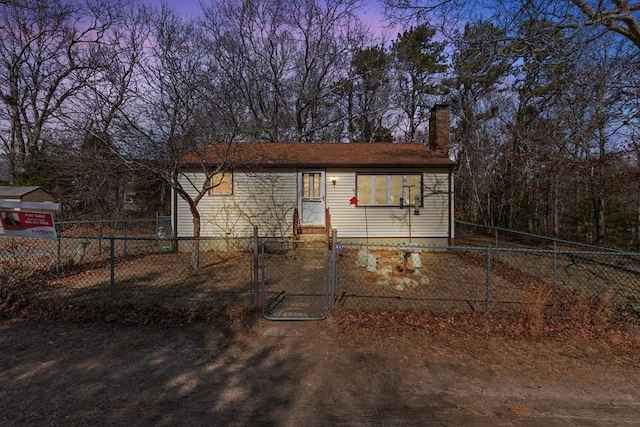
[298,170,325,226]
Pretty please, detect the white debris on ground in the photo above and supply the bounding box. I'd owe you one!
[355,249,431,291]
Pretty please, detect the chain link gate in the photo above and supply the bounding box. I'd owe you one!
[255,233,336,320]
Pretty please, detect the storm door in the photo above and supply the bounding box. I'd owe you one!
[298,170,325,226]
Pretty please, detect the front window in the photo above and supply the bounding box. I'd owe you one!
[208,171,233,196]
[356,174,422,206]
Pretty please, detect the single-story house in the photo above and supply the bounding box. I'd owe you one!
[173,105,456,245]
[0,186,55,203]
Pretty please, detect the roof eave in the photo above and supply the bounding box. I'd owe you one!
[184,162,456,169]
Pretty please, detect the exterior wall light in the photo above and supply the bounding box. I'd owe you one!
[331,176,337,187]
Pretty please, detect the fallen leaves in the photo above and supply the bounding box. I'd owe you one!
[332,309,640,349]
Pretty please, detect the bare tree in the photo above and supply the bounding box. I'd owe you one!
[203,0,298,141]
[203,0,369,142]
[288,0,368,141]
[119,5,232,268]
[381,0,474,35]
[0,0,121,180]
[65,3,151,217]
[530,0,640,50]
[563,41,633,244]
[446,21,511,224]
[385,0,640,49]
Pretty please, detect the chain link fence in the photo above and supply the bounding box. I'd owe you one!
[333,241,640,322]
[0,234,255,315]
[1,225,639,324]
[256,238,331,321]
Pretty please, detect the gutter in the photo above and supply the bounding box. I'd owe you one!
[180,161,457,169]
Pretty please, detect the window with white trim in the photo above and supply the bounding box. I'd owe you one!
[356,174,422,206]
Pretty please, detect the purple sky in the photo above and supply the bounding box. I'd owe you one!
[143,0,389,35]
[147,0,203,17]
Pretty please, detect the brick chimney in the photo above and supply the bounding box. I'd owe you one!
[428,104,450,155]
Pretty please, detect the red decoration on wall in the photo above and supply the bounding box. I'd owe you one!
[349,196,358,205]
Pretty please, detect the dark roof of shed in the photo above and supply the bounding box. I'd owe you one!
[185,142,455,168]
[0,186,47,197]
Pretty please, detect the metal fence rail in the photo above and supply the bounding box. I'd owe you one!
[0,235,255,310]
[455,220,629,253]
[1,228,639,323]
[333,240,640,319]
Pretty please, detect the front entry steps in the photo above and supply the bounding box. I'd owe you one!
[296,230,328,248]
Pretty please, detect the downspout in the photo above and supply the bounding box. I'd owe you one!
[172,186,178,252]
[448,169,453,246]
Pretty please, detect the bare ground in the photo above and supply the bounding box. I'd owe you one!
[2,313,640,426]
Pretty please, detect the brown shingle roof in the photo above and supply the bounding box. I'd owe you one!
[0,186,46,198]
[186,142,454,168]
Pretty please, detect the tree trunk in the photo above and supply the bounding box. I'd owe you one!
[190,204,201,270]
[593,195,606,245]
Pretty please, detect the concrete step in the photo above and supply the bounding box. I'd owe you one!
[295,233,328,248]
[298,233,327,241]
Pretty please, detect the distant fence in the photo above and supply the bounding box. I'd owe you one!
[1,227,639,323]
[455,220,629,252]
[55,218,157,238]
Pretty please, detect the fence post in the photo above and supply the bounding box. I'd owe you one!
[109,237,115,305]
[486,248,492,311]
[331,229,338,309]
[98,222,103,256]
[56,234,62,273]
[252,226,259,306]
[123,221,128,256]
[553,240,558,288]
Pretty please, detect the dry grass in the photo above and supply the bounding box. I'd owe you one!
[517,283,554,335]
[0,238,47,310]
[571,290,592,326]
[593,291,615,327]
[570,290,614,329]
[513,283,619,337]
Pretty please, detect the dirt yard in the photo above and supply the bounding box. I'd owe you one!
[2,313,640,426]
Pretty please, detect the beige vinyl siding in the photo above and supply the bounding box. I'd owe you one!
[176,170,297,237]
[175,167,452,241]
[326,169,451,240]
